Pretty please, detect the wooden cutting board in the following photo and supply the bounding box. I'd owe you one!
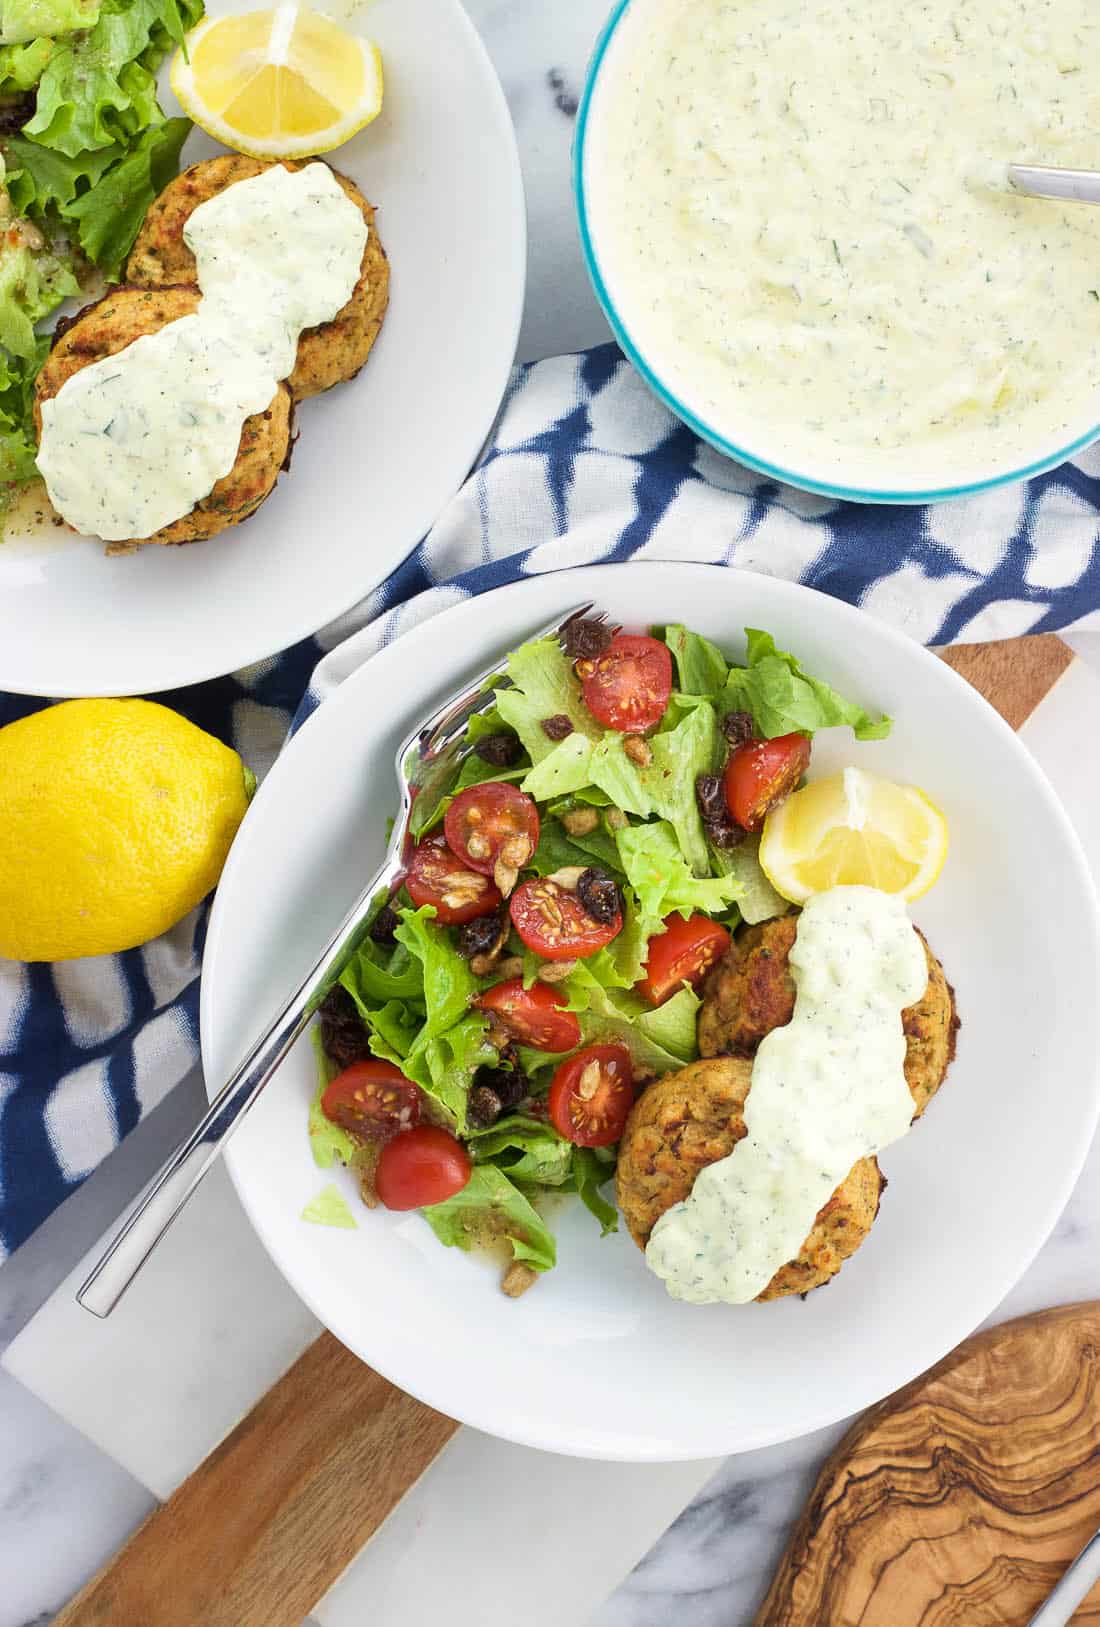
[53,1332,459,1627]
[756,1302,1100,1626]
[53,634,1075,1627]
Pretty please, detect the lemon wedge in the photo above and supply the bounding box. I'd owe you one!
[171,4,383,160]
[758,767,948,905]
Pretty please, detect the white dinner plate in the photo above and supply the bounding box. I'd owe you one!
[201,563,1100,1460]
[0,0,525,697]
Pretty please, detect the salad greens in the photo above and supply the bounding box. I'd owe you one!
[469,1114,575,1188]
[562,981,700,1070]
[615,819,739,921]
[308,1033,359,1171]
[723,629,892,742]
[2,0,101,46]
[502,637,720,875]
[421,1166,557,1273]
[338,905,498,1134]
[495,637,601,762]
[301,1185,358,1230]
[0,0,201,505]
[0,332,48,483]
[570,1147,618,1236]
[710,832,790,926]
[311,618,890,1287]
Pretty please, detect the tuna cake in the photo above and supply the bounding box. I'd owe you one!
[35,286,292,550]
[126,154,389,401]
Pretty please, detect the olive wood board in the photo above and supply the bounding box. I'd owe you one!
[756,1302,1100,1626]
[52,633,1073,1626]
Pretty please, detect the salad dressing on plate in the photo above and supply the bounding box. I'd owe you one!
[589,0,1100,482]
[645,886,927,1305]
[37,163,367,542]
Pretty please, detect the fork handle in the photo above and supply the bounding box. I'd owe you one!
[77,850,406,1318]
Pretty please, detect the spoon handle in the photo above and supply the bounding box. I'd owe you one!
[1008,163,1100,205]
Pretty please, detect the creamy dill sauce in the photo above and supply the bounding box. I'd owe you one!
[646,886,927,1305]
[37,163,367,541]
[590,0,1100,482]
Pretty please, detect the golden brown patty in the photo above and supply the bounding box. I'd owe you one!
[35,286,292,549]
[616,1056,885,1300]
[697,915,959,1118]
[126,154,389,400]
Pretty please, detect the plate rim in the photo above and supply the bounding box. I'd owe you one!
[0,0,526,699]
[200,561,1100,1459]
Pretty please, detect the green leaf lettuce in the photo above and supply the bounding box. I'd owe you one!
[723,629,891,742]
[1,0,100,45]
[307,1030,359,1171]
[615,819,740,921]
[663,624,729,699]
[469,1114,575,1188]
[495,637,600,764]
[23,0,201,157]
[422,1166,556,1272]
[0,234,79,358]
[571,1147,618,1236]
[301,1184,358,1229]
[0,338,47,488]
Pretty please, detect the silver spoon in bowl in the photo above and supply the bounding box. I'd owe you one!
[1009,163,1100,204]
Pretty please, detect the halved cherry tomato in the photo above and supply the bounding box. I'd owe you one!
[376,1125,471,1210]
[510,876,622,960]
[636,914,732,1007]
[578,633,673,734]
[321,1060,421,1142]
[405,836,502,925]
[444,783,540,876]
[475,977,581,1052]
[723,732,811,832]
[549,1043,634,1147]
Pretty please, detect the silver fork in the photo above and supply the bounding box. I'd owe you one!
[77,601,598,1317]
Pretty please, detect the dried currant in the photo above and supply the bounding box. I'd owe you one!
[695,773,743,850]
[482,1063,527,1112]
[370,903,400,944]
[318,985,373,1071]
[474,732,522,767]
[705,814,744,850]
[456,909,505,960]
[560,616,616,662]
[721,710,755,748]
[695,773,726,823]
[467,1062,527,1127]
[576,866,623,926]
[0,93,35,136]
[467,1085,504,1128]
[540,713,574,741]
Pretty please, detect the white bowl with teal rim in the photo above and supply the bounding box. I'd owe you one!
[574,0,1100,505]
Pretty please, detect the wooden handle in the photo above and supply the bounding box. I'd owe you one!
[756,1302,1100,1626]
[939,633,1073,731]
[53,1332,458,1627]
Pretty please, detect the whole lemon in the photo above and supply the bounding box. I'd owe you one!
[0,699,255,962]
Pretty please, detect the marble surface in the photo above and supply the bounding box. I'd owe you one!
[3,2,1100,1623]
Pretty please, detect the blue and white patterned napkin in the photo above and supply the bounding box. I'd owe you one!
[3,340,1100,1261]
